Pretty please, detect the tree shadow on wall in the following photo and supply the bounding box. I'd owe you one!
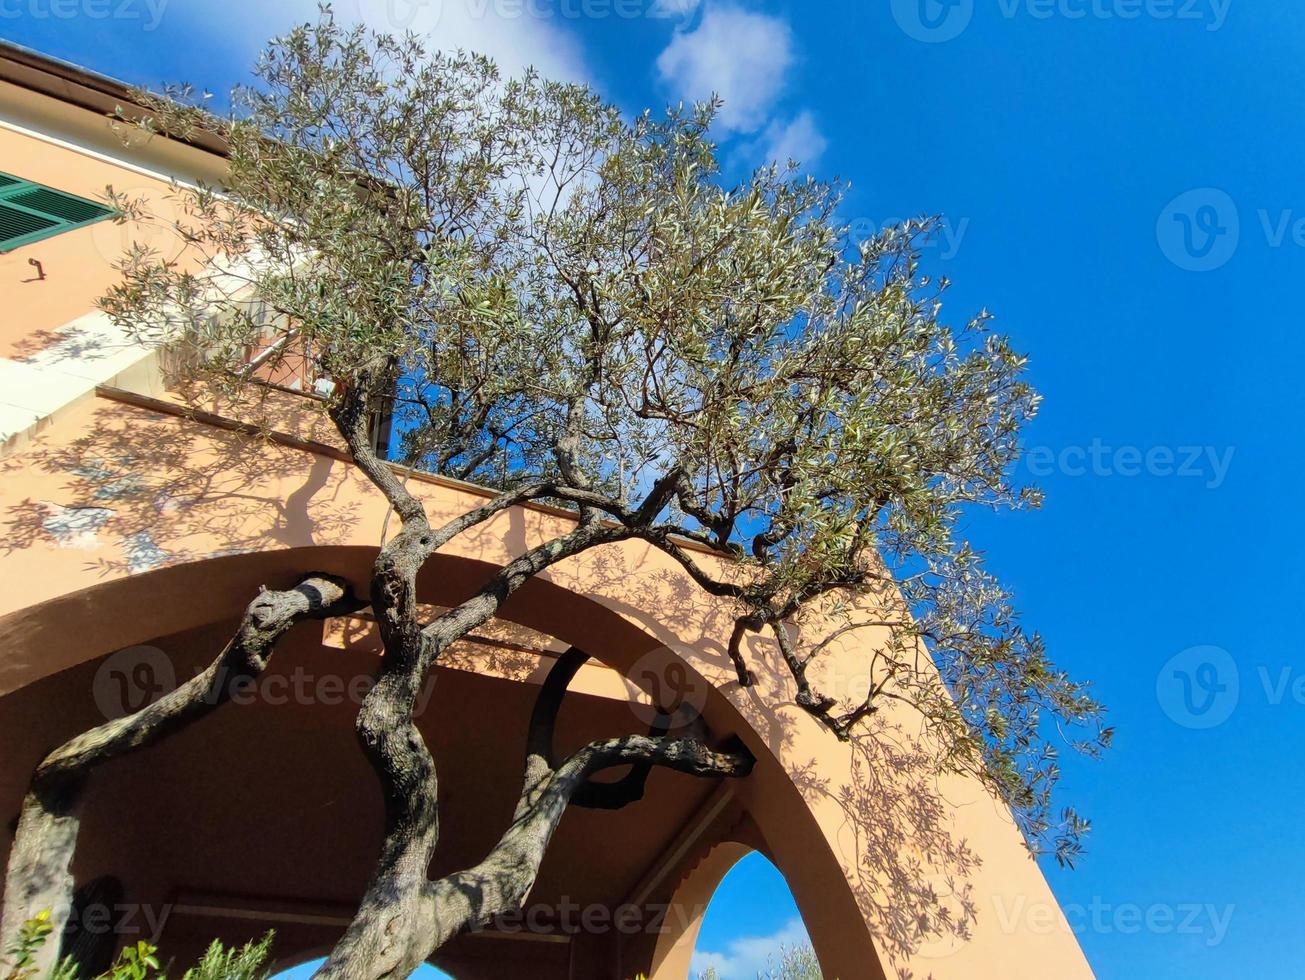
[0,401,363,578]
[493,543,984,979]
[785,721,982,980]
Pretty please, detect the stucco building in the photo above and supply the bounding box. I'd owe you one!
[0,41,1093,979]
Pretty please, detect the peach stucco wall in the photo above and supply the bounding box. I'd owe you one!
[0,388,1094,980]
[0,110,202,357]
[0,94,229,457]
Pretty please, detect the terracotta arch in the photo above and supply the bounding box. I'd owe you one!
[0,391,1092,979]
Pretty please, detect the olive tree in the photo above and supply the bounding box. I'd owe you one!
[699,943,822,979]
[1,12,1108,978]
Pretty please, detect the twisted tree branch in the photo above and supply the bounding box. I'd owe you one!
[0,575,361,974]
[316,638,753,979]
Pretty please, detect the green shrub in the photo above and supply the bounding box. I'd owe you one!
[180,934,272,980]
[3,915,272,980]
[3,910,56,980]
[694,942,823,980]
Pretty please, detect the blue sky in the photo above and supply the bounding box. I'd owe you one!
[6,1,1302,977]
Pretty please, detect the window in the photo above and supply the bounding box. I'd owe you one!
[0,172,115,253]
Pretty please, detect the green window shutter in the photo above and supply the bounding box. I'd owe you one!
[0,172,115,253]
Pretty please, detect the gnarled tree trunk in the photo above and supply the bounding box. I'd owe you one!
[315,649,753,980]
[0,575,360,976]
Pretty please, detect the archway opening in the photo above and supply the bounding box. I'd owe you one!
[1,545,868,980]
[689,852,815,979]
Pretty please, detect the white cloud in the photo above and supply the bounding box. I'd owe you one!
[352,0,589,82]
[655,4,793,133]
[179,0,589,86]
[751,110,827,169]
[690,917,811,979]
